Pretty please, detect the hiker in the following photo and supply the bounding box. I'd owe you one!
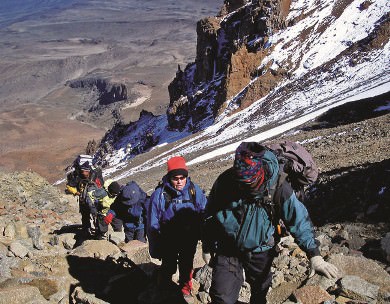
[202,142,339,304]
[86,179,123,240]
[147,156,208,302]
[104,181,150,243]
[66,160,104,237]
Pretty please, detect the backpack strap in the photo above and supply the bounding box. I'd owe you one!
[161,181,197,211]
[260,171,288,238]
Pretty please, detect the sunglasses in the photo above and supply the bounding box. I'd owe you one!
[170,176,187,182]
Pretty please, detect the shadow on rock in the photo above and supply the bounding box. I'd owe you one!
[67,255,149,303]
[54,224,82,235]
[303,91,390,130]
[306,158,390,225]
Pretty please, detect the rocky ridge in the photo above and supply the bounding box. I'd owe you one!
[0,95,389,303]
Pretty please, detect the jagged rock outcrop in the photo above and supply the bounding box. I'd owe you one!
[67,77,128,106]
[167,0,291,131]
[94,110,160,167]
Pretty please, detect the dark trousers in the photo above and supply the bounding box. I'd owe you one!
[79,203,96,235]
[124,228,146,243]
[210,250,275,304]
[160,236,198,284]
[96,215,123,238]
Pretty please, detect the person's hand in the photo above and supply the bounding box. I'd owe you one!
[309,256,339,279]
[104,213,114,225]
[202,252,212,265]
[75,191,80,196]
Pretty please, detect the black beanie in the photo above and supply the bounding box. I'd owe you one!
[108,181,121,196]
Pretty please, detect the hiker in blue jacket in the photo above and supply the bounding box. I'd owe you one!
[147,156,208,302]
[202,142,339,304]
[104,181,149,243]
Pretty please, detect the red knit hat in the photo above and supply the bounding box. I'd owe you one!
[167,156,188,177]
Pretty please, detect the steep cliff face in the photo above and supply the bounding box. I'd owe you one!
[167,0,291,131]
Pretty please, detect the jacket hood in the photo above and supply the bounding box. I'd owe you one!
[120,182,141,206]
[262,150,279,188]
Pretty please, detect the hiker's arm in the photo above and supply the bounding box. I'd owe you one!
[282,192,320,257]
[104,209,116,224]
[148,190,162,232]
[66,185,79,195]
[201,180,220,255]
[147,189,163,259]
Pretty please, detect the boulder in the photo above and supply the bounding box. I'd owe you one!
[108,230,125,245]
[0,284,48,304]
[58,233,76,250]
[69,240,121,260]
[328,254,390,294]
[339,275,380,301]
[118,240,150,265]
[293,285,333,304]
[9,240,30,258]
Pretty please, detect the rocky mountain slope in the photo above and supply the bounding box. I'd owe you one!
[93,0,389,173]
[1,92,389,304]
[0,0,389,303]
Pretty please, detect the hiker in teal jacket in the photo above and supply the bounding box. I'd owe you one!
[202,142,338,304]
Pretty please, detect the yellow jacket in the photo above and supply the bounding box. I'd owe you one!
[86,179,117,215]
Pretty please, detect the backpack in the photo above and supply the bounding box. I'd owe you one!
[159,181,196,210]
[266,141,318,201]
[74,154,94,171]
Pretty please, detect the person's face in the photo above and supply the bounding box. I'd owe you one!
[170,175,187,190]
[80,169,90,179]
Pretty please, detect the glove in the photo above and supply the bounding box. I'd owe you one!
[202,252,212,265]
[309,256,339,279]
[104,213,114,225]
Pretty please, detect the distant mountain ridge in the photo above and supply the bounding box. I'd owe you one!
[94,0,389,173]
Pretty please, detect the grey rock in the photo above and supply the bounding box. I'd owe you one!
[272,270,285,288]
[27,226,43,250]
[306,273,338,291]
[69,240,121,260]
[108,230,125,245]
[380,232,390,263]
[0,256,19,282]
[328,254,390,294]
[9,241,29,258]
[197,291,211,303]
[195,264,213,293]
[118,240,150,265]
[0,242,8,257]
[70,286,109,304]
[58,233,76,250]
[340,275,380,301]
[3,222,16,239]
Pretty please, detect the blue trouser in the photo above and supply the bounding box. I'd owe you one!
[124,227,146,243]
[210,249,275,304]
